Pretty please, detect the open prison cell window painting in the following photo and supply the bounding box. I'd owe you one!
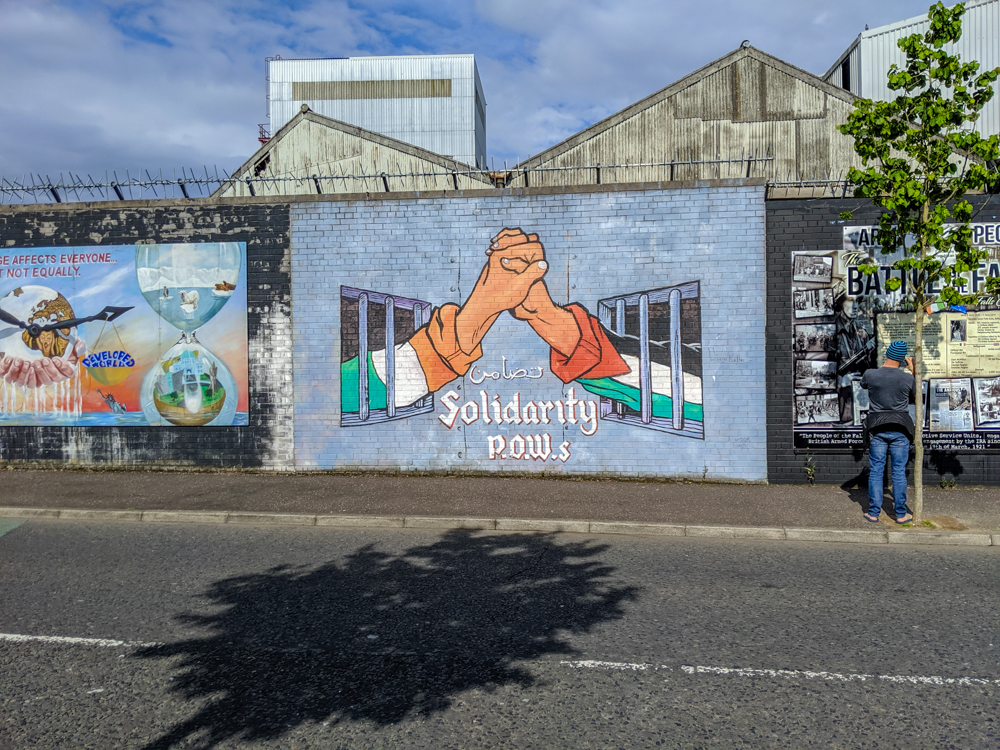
[340,286,435,426]
[594,281,704,439]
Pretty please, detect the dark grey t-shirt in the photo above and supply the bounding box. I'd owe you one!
[861,366,915,412]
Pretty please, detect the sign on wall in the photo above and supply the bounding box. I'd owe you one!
[291,188,769,480]
[792,225,1000,452]
[0,243,248,426]
[338,228,704,465]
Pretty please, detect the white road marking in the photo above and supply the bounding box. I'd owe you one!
[5,634,997,689]
[682,665,871,682]
[681,665,1000,686]
[562,659,1000,687]
[561,660,654,671]
[0,633,160,649]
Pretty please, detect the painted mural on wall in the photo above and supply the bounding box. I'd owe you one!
[792,224,1000,452]
[339,228,703,463]
[0,243,248,426]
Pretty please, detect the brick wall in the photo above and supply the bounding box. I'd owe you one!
[292,183,769,481]
[766,196,1000,486]
[0,202,294,469]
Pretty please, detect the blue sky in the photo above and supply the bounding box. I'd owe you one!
[0,0,939,178]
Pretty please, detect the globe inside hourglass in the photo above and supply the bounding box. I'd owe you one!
[136,243,242,426]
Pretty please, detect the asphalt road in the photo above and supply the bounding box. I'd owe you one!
[1,519,998,749]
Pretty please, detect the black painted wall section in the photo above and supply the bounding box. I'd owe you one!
[0,202,293,468]
[766,196,1000,486]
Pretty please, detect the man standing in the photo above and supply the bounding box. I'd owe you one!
[861,340,916,524]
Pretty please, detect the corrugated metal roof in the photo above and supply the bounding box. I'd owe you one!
[508,46,863,186]
[214,106,492,199]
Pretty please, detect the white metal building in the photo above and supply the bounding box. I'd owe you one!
[823,0,999,136]
[267,55,486,167]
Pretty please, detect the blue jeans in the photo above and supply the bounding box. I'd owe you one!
[868,430,910,518]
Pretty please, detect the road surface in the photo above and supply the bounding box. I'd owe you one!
[1,518,997,748]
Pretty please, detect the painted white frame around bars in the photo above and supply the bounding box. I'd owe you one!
[340,285,434,426]
[596,280,703,439]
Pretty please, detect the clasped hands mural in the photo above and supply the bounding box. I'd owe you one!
[341,228,705,454]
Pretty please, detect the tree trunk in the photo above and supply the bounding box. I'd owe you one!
[913,306,924,523]
[912,201,929,523]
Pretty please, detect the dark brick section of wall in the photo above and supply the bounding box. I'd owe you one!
[0,202,293,469]
[766,196,1000,486]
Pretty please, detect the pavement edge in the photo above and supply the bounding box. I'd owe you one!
[0,507,994,547]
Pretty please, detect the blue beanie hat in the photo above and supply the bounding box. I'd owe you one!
[886,340,908,362]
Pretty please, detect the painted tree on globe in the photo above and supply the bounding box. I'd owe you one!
[838,1,1000,522]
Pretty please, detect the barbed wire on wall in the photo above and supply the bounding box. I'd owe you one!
[3,156,996,206]
[0,155,782,205]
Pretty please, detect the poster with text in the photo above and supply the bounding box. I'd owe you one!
[0,243,248,426]
[792,224,1000,452]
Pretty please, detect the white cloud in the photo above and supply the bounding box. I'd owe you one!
[73,264,136,304]
[0,0,940,178]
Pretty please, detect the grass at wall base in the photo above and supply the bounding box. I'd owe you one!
[837,1,999,522]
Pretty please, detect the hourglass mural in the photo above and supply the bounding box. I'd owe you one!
[0,242,247,426]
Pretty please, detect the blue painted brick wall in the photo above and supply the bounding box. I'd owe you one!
[291,184,768,481]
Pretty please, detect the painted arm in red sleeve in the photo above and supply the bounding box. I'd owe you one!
[512,280,629,383]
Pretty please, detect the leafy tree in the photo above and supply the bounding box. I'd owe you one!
[838,1,999,521]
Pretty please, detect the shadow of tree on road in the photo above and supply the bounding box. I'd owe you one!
[135,529,638,749]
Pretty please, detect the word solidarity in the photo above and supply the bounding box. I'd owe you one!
[437,388,600,436]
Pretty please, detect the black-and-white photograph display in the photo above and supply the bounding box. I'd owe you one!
[795,393,840,424]
[793,226,1000,451]
[793,288,834,319]
[794,359,837,390]
[850,377,870,426]
[793,253,834,284]
[929,378,975,432]
[794,323,836,352]
[973,376,1000,427]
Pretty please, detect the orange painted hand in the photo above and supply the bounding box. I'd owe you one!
[455,228,549,354]
[512,280,582,359]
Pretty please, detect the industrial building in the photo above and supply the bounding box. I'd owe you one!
[214,105,492,199]
[228,45,869,198]
[267,54,486,168]
[823,0,999,136]
[505,45,865,190]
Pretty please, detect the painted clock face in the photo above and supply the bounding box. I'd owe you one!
[0,285,77,361]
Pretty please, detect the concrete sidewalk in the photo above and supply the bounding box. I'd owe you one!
[1,469,998,532]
